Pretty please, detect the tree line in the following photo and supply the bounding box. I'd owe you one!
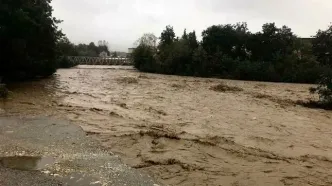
[134,23,332,83]
[57,37,130,68]
[132,23,332,106]
[56,37,112,68]
[57,38,111,57]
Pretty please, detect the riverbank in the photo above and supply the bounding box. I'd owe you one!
[0,117,158,186]
[1,65,332,186]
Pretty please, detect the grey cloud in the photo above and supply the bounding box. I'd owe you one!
[52,0,332,51]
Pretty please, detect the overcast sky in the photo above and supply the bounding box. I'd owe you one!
[51,0,332,51]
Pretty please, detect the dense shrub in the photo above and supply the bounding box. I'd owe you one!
[308,24,332,104]
[310,70,332,106]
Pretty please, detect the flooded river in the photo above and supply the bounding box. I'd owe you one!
[1,65,332,186]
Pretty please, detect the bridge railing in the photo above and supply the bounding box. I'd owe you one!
[66,56,133,66]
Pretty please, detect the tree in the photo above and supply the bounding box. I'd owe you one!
[202,23,249,59]
[132,45,156,72]
[0,0,63,80]
[87,42,98,56]
[182,29,188,40]
[187,31,199,51]
[56,36,78,68]
[310,25,332,106]
[192,46,209,76]
[135,33,157,47]
[57,36,77,56]
[161,40,192,75]
[248,23,297,62]
[312,24,332,66]
[233,22,250,60]
[97,40,110,56]
[159,25,176,48]
[132,33,158,71]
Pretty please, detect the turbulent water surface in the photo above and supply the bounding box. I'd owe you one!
[1,65,332,186]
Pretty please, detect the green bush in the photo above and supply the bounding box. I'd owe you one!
[310,70,332,105]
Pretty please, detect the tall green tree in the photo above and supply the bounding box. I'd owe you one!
[312,24,332,66]
[159,25,176,48]
[56,36,78,56]
[0,0,63,80]
[202,24,235,56]
[135,33,157,47]
[248,23,297,62]
[202,23,249,59]
[310,25,332,105]
[87,42,98,56]
[187,30,199,51]
[182,29,188,40]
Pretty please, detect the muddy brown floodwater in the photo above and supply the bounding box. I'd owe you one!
[1,65,332,186]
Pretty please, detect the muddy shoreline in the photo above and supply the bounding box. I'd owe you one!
[0,117,157,186]
[1,65,332,186]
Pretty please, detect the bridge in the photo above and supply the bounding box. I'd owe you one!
[65,56,133,66]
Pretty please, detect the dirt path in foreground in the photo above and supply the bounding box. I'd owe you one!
[1,66,332,186]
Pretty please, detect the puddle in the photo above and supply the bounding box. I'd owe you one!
[0,156,55,171]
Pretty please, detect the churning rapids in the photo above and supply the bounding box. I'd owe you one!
[1,65,332,186]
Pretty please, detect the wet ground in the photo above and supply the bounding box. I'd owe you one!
[0,117,157,186]
[1,65,332,186]
[0,156,55,171]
